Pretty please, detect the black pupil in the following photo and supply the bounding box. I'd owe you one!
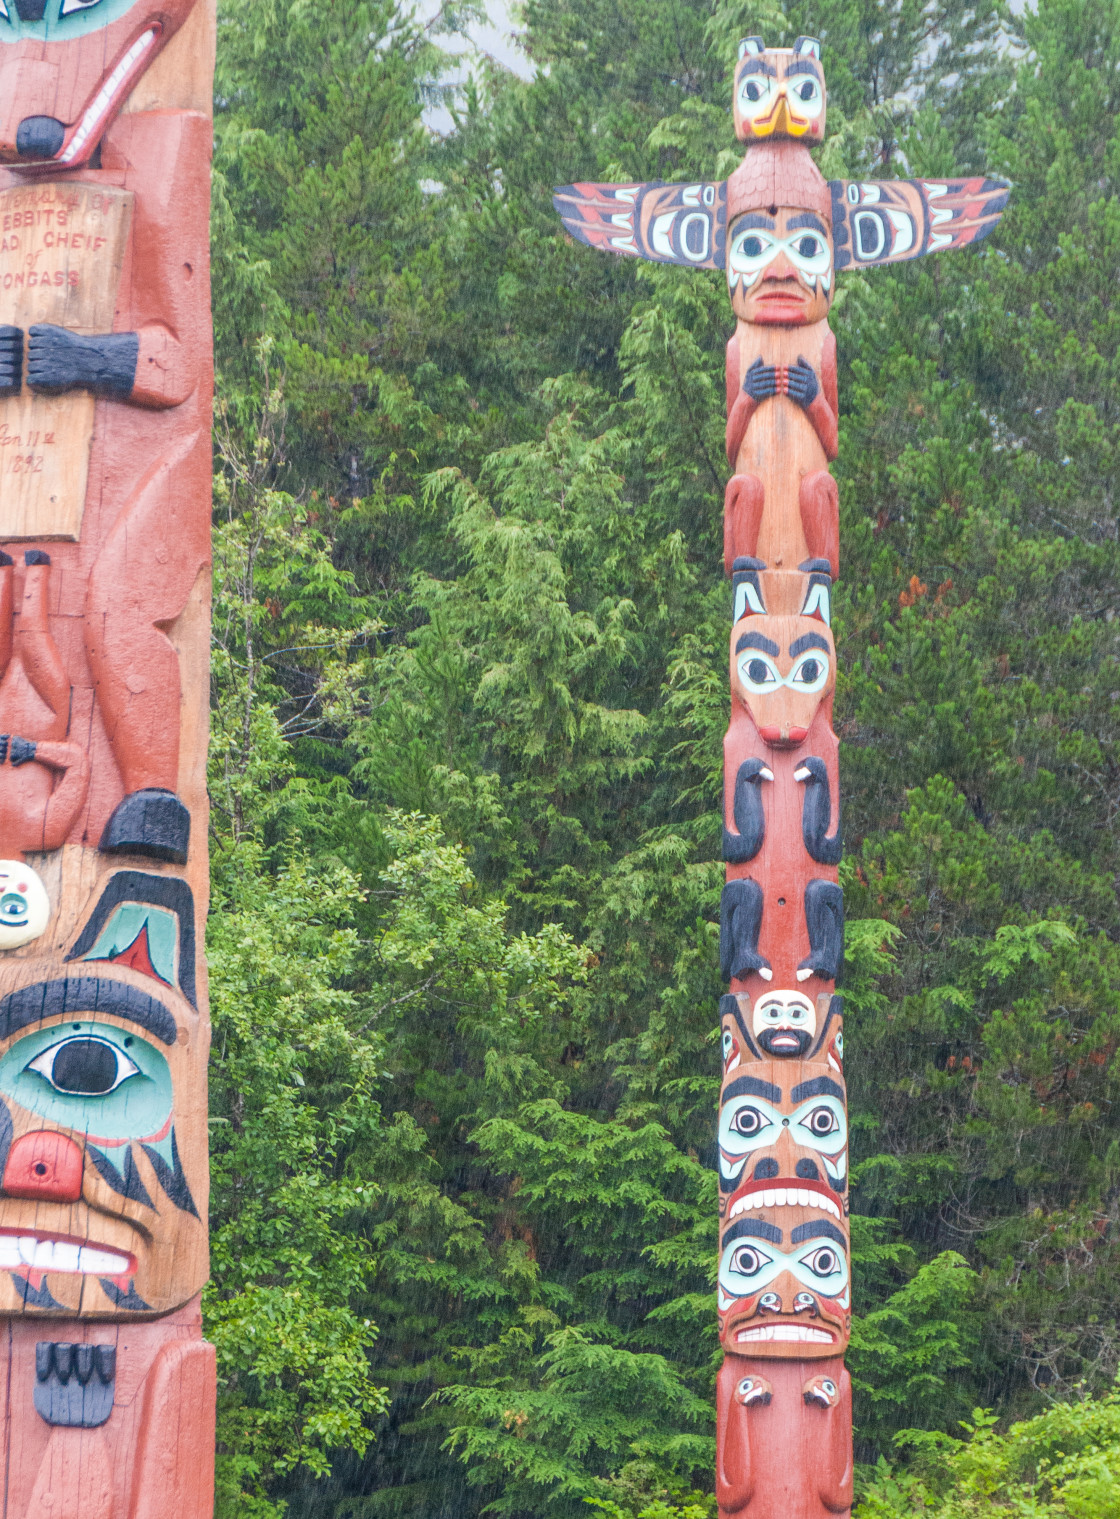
[798,237,817,257]
[798,660,820,682]
[736,1249,758,1271]
[815,1251,835,1272]
[746,82,761,100]
[747,658,770,682]
[799,81,816,100]
[51,1039,119,1094]
[812,1112,833,1133]
[736,1111,761,1135]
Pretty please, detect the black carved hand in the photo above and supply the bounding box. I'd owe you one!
[27,325,138,398]
[0,736,38,766]
[0,327,22,399]
[743,355,779,401]
[785,355,820,409]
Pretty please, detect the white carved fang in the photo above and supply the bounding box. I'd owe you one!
[59,29,157,164]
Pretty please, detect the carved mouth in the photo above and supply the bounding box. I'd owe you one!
[57,26,159,166]
[0,1230,133,1276]
[736,1324,834,1344]
[727,1184,843,1221]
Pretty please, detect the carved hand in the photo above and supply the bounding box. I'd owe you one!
[27,325,139,399]
[785,355,820,409]
[0,327,22,398]
[743,355,779,401]
[0,736,39,766]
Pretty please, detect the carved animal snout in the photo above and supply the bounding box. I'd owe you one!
[2,1131,83,1201]
[15,117,64,161]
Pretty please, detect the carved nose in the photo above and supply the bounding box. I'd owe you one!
[13,0,47,19]
[2,1132,83,1201]
[16,117,64,161]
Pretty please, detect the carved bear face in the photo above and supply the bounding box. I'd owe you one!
[0,870,208,1316]
[733,36,827,143]
[730,614,835,747]
[0,0,199,165]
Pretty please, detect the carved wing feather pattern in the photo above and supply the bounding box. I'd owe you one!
[830,176,1008,270]
[553,180,727,270]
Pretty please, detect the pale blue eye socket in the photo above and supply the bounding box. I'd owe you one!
[0,1021,171,1141]
[0,0,133,41]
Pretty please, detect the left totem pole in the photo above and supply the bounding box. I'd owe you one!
[0,0,215,1509]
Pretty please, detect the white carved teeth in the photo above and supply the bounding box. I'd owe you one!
[737,1325,833,1343]
[0,1233,130,1276]
[59,29,157,165]
[728,1187,840,1220]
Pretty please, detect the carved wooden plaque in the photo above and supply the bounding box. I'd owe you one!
[0,183,132,541]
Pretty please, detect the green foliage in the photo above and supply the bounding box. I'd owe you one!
[202,0,1120,1512]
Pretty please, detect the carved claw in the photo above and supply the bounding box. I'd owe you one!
[27,325,138,398]
[785,355,820,408]
[0,326,22,399]
[8,737,38,767]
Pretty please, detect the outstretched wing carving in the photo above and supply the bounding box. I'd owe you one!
[829,176,1008,270]
[553,180,727,270]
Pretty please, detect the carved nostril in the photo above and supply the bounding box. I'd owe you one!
[795,1158,821,1181]
[15,118,65,161]
[2,1131,83,1202]
[753,1158,780,1181]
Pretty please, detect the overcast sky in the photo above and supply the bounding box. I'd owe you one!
[417,0,534,132]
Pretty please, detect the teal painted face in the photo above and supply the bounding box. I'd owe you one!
[0,1020,171,1142]
[0,0,145,42]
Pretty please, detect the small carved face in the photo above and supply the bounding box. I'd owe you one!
[734,37,826,142]
[753,990,816,1056]
[0,0,199,165]
[0,861,49,950]
[727,208,833,326]
[731,615,835,747]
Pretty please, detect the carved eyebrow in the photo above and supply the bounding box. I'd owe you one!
[724,1217,783,1246]
[722,1074,781,1104]
[791,1219,847,1247]
[789,632,830,657]
[0,978,177,1045]
[739,59,778,77]
[735,213,777,231]
[787,213,829,234]
[785,60,822,79]
[792,1075,845,1103]
[737,631,780,656]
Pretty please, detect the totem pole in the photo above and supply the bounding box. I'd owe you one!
[555,39,1006,1517]
[0,0,216,1508]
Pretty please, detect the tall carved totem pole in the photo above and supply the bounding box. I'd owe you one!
[0,0,216,1508]
[555,38,1006,1517]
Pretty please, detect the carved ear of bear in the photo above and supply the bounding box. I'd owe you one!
[731,556,767,622]
[794,755,842,864]
[720,879,772,982]
[797,880,844,983]
[723,758,774,863]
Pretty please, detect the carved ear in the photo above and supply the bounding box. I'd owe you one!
[731,558,767,622]
[553,180,726,269]
[738,36,765,57]
[830,176,1008,270]
[799,568,832,625]
[793,35,821,58]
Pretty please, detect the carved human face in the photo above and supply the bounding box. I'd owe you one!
[734,37,826,143]
[0,870,207,1316]
[716,1069,848,1201]
[753,990,816,1056]
[731,614,835,747]
[0,861,49,950]
[727,208,833,326]
[718,1195,849,1357]
[0,0,198,165]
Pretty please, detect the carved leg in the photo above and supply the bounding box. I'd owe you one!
[15,552,69,725]
[724,473,765,572]
[86,428,210,863]
[0,552,13,677]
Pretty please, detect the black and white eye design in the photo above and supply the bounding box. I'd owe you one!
[788,652,830,692]
[801,1247,840,1278]
[731,1104,768,1138]
[785,232,832,280]
[27,1036,139,1096]
[738,76,776,112]
[803,1104,841,1139]
[0,890,30,928]
[59,0,104,13]
[730,1244,769,1278]
[737,652,782,692]
[821,1379,837,1397]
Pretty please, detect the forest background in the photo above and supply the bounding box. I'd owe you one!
[202,0,1120,1513]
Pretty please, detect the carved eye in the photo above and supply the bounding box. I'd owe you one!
[785,233,832,278]
[821,1379,837,1397]
[737,652,781,692]
[797,235,823,259]
[738,76,775,111]
[834,1032,844,1059]
[722,1029,734,1059]
[802,1247,839,1278]
[805,1105,840,1137]
[796,79,820,103]
[27,1037,139,1096]
[0,890,30,928]
[729,228,779,277]
[59,0,103,14]
[788,653,830,692]
[742,235,763,258]
[0,0,9,20]
[730,1245,768,1277]
[731,1105,767,1138]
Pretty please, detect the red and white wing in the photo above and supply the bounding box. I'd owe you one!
[829,176,1008,270]
[553,180,727,269]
